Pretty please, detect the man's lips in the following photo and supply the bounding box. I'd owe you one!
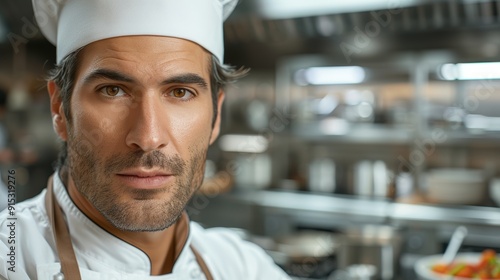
[116,169,174,190]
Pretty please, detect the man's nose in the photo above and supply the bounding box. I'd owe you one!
[125,94,169,152]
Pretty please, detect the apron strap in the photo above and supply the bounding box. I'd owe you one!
[190,245,214,280]
[44,176,82,280]
[44,175,214,280]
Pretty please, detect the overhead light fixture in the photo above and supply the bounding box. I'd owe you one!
[219,134,269,153]
[295,66,366,85]
[255,0,420,19]
[439,62,500,80]
[320,118,350,135]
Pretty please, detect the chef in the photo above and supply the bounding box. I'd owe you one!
[0,0,290,279]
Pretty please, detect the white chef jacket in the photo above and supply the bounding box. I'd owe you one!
[0,172,290,280]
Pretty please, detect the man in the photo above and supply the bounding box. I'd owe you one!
[0,88,11,212]
[0,0,290,279]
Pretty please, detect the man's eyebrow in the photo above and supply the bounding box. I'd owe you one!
[161,73,208,89]
[83,69,136,84]
[83,69,208,89]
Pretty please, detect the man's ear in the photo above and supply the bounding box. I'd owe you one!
[47,80,68,141]
[209,90,225,145]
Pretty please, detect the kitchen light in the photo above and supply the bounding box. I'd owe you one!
[464,114,500,131]
[440,62,500,80]
[320,118,349,135]
[219,134,269,153]
[295,66,366,85]
[255,0,420,19]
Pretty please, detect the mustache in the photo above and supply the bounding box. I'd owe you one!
[104,150,185,174]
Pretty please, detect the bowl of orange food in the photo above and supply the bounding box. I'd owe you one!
[415,250,500,280]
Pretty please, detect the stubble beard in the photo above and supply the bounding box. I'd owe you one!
[66,130,207,232]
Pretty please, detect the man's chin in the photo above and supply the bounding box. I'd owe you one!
[116,223,172,232]
[108,215,181,232]
[99,201,184,232]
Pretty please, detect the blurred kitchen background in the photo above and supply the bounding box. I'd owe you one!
[3,0,500,279]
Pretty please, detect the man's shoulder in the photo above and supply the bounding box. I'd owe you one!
[0,190,52,280]
[189,222,254,255]
[189,222,291,279]
[189,222,257,274]
[0,190,47,228]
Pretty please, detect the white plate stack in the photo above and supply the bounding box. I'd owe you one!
[426,168,485,205]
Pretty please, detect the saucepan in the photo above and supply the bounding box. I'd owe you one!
[338,225,402,280]
[256,230,341,278]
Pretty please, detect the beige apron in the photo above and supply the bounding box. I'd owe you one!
[44,176,213,280]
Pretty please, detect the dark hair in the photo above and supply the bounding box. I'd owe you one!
[48,48,248,169]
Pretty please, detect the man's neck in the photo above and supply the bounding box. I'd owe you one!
[58,169,179,275]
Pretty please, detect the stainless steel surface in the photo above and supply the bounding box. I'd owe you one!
[228,189,391,222]
[274,231,340,259]
[390,202,500,226]
[308,157,336,193]
[191,189,500,279]
[268,231,340,278]
[201,189,500,259]
[269,52,500,208]
[339,225,402,280]
[223,189,500,227]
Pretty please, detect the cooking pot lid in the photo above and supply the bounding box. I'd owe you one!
[274,230,340,258]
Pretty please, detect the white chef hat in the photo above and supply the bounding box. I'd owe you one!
[32,0,238,64]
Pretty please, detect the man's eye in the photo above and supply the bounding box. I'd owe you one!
[170,88,194,100]
[100,86,125,97]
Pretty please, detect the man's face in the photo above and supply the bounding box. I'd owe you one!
[51,36,223,231]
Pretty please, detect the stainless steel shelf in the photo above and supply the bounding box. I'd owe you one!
[390,202,500,226]
[291,122,413,144]
[224,189,500,227]
[423,129,500,146]
[291,122,500,146]
[228,189,391,218]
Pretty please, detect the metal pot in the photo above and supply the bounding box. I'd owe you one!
[329,264,377,280]
[264,231,342,278]
[338,225,402,280]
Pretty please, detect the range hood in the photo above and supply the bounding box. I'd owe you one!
[224,0,500,67]
[2,0,500,67]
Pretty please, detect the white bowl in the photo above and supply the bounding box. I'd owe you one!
[426,169,485,204]
[415,253,494,280]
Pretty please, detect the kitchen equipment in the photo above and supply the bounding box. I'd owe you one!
[353,161,374,197]
[328,264,377,280]
[489,178,500,206]
[353,160,390,198]
[265,231,341,278]
[442,226,468,265]
[233,153,272,189]
[426,168,486,205]
[339,225,402,280]
[308,157,336,193]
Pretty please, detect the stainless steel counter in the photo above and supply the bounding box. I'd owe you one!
[221,189,500,226]
[192,189,500,248]
[190,189,500,279]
